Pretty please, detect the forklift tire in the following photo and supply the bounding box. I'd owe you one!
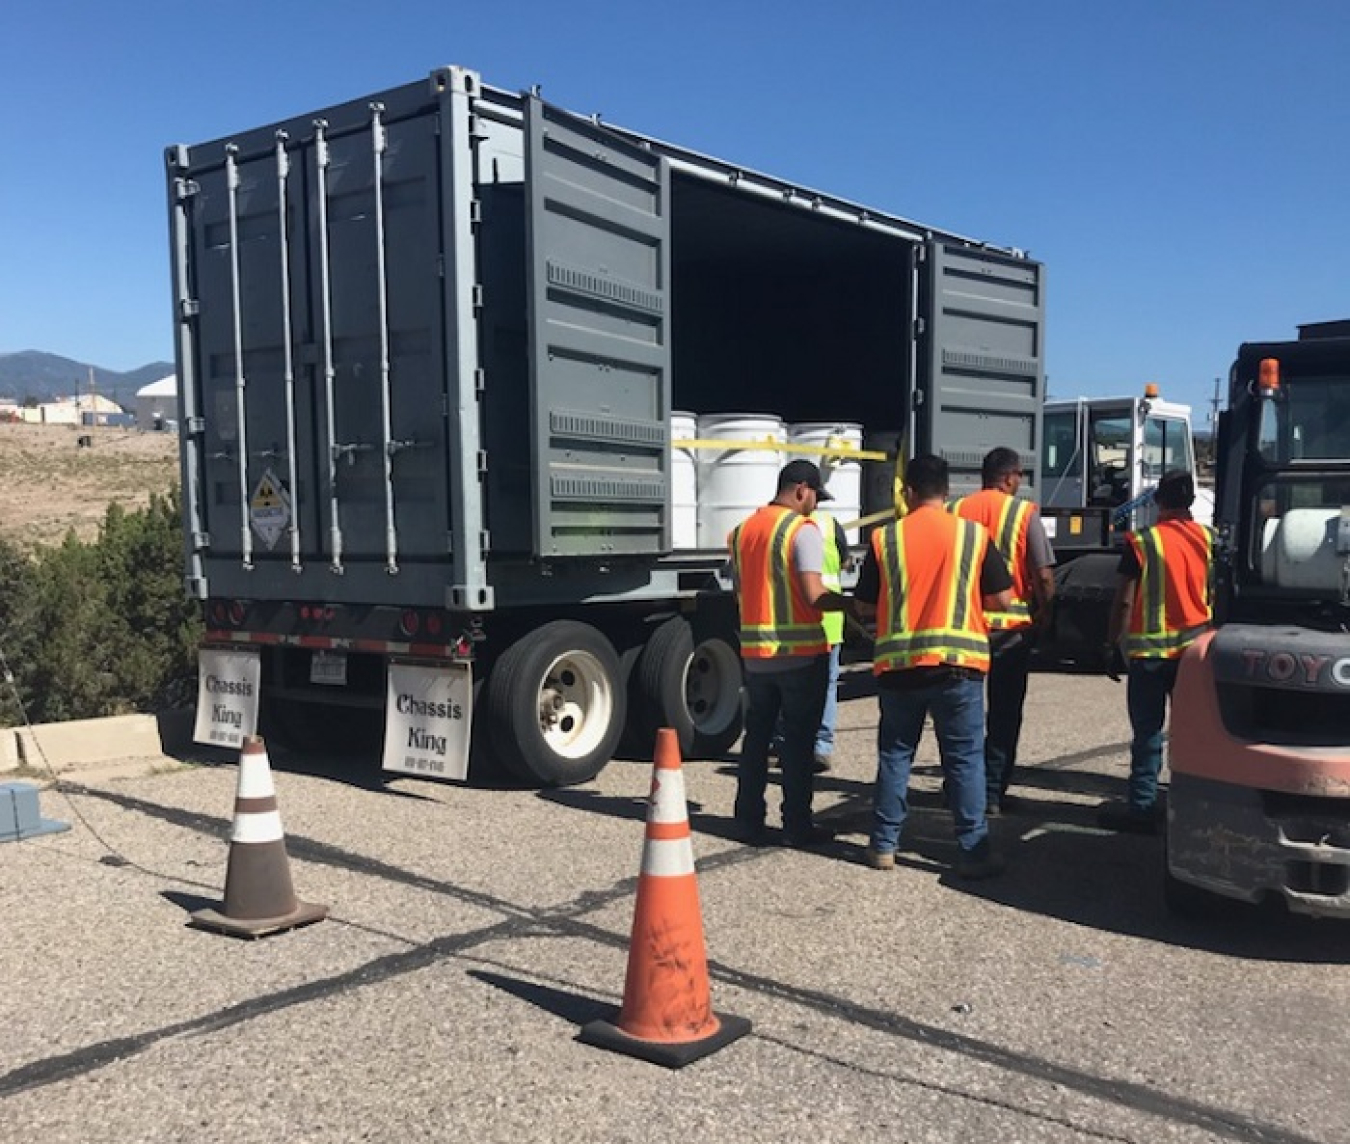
[1163,835,1216,918]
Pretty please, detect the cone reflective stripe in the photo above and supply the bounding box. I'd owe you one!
[191,735,327,939]
[580,728,750,1067]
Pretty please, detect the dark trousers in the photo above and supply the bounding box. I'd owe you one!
[985,630,1032,802]
[736,656,829,837]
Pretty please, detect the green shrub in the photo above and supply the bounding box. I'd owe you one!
[0,490,201,726]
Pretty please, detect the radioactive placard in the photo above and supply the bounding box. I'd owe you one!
[249,468,292,550]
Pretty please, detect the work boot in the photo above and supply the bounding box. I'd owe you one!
[783,825,836,850]
[1096,800,1159,836]
[730,818,770,847]
[955,842,1006,880]
[864,847,896,871]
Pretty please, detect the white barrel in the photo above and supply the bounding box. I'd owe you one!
[670,411,699,550]
[696,413,786,549]
[1262,508,1342,591]
[788,422,864,543]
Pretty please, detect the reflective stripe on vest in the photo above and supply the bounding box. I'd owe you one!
[1124,518,1214,659]
[872,507,991,674]
[729,505,829,658]
[950,489,1034,631]
[815,510,844,646]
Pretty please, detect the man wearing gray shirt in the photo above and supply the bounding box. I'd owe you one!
[952,447,1056,814]
[727,460,852,848]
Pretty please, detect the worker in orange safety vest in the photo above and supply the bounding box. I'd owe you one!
[1100,469,1214,834]
[950,447,1056,816]
[728,460,853,849]
[853,453,1013,879]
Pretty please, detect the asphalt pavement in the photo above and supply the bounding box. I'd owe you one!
[3,671,1348,1144]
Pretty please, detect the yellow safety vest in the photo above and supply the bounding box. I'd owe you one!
[814,510,844,646]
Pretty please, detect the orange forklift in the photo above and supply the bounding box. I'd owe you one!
[1166,321,1350,915]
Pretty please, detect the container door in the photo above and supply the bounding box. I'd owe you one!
[523,96,673,557]
[919,243,1045,495]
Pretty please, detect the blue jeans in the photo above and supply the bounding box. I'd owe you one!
[737,656,829,837]
[815,643,842,758]
[1126,657,1179,812]
[871,674,989,856]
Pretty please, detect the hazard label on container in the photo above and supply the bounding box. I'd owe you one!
[382,661,472,782]
[193,647,261,750]
[249,468,291,550]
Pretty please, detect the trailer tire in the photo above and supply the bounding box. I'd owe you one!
[683,626,745,759]
[486,621,626,787]
[630,618,698,756]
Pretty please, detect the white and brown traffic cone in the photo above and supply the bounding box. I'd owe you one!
[191,735,327,939]
[580,727,751,1067]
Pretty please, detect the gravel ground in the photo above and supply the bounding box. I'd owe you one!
[3,671,1348,1144]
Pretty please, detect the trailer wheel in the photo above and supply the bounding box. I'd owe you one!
[629,618,744,759]
[486,621,626,786]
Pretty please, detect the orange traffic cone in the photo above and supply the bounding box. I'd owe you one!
[191,735,327,939]
[580,727,751,1067]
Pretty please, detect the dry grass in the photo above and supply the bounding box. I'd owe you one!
[0,423,179,549]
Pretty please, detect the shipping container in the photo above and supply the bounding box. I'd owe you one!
[167,64,1045,786]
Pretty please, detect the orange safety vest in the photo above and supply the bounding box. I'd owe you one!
[728,505,829,659]
[1124,517,1214,659]
[871,505,992,674]
[950,488,1035,631]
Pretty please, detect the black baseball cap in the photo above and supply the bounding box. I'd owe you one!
[778,459,833,501]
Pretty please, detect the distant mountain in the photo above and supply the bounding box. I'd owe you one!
[0,351,174,407]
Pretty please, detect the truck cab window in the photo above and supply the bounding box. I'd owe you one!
[1042,409,1077,480]
[1142,415,1193,482]
[1088,413,1131,506]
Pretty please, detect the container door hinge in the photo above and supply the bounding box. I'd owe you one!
[186,416,206,435]
[471,284,484,311]
[179,298,200,320]
[474,367,486,395]
[913,316,926,338]
[174,177,200,201]
[469,199,482,226]
[191,531,211,551]
[476,450,488,475]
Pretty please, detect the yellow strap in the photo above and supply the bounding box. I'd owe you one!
[673,437,890,462]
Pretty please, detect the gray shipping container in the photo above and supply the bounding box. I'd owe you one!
[167,65,1045,785]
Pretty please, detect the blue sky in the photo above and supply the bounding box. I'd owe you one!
[2,1,1345,420]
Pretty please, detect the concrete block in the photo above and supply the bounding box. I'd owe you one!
[0,728,18,773]
[0,781,70,841]
[16,713,165,773]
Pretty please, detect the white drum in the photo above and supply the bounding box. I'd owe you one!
[670,411,699,550]
[696,413,786,550]
[788,422,864,543]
